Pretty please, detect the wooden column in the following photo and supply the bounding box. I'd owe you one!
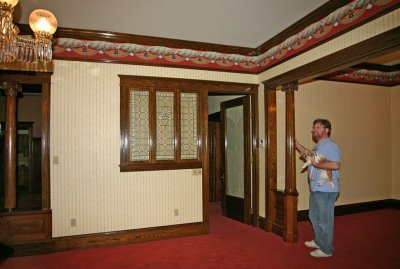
[283,82,298,243]
[265,88,277,232]
[0,82,21,211]
[41,82,51,209]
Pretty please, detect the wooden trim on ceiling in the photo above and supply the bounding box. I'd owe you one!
[255,0,353,55]
[17,24,255,56]
[15,1,400,74]
[263,26,400,89]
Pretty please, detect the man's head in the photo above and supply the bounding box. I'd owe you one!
[312,119,331,141]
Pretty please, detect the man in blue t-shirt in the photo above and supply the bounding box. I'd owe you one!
[296,119,341,258]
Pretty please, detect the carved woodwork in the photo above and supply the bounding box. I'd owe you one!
[265,88,277,232]
[0,82,21,211]
[0,209,52,243]
[0,72,52,244]
[282,82,299,243]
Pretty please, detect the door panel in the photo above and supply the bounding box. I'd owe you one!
[220,96,251,223]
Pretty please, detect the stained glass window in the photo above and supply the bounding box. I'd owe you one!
[180,93,198,159]
[156,92,175,160]
[130,90,150,160]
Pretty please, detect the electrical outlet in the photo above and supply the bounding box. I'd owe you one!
[174,209,179,216]
[71,218,76,227]
[192,169,202,176]
[53,156,59,164]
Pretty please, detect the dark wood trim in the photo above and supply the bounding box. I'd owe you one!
[251,87,260,227]
[255,1,399,72]
[41,83,51,209]
[16,24,254,56]
[265,88,277,232]
[352,62,400,72]
[202,90,210,232]
[0,71,53,242]
[8,222,206,257]
[119,76,256,172]
[297,199,400,222]
[264,26,400,89]
[0,209,52,243]
[258,199,400,228]
[282,83,298,243]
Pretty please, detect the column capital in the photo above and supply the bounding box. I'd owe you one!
[0,82,21,96]
[282,82,298,93]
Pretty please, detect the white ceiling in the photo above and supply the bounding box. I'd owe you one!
[14,0,328,48]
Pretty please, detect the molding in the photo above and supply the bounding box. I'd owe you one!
[8,222,206,257]
[37,0,398,74]
[317,64,400,86]
[259,198,400,224]
[264,26,400,89]
[255,0,353,55]
[297,199,400,221]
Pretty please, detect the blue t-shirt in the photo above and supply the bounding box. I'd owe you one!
[309,138,341,192]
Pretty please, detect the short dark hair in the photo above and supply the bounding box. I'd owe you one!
[313,119,331,136]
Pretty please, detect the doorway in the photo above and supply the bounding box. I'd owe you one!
[207,93,256,225]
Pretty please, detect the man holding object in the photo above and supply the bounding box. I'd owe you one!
[295,119,341,258]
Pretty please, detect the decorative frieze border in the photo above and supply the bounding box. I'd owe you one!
[320,68,400,86]
[53,0,398,73]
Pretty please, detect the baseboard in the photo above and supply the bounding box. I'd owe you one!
[258,199,399,227]
[7,221,207,257]
[297,198,400,221]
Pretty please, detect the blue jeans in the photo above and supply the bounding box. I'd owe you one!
[309,191,338,254]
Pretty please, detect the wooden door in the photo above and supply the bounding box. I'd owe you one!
[220,96,251,223]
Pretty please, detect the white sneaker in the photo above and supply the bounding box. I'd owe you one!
[304,240,319,248]
[310,249,332,258]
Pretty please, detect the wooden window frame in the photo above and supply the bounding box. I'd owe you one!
[119,75,202,172]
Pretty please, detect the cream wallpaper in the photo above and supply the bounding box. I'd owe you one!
[293,81,393,210]
[48,7,399,236]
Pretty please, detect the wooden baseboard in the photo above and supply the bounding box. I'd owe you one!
[297,199,399,221]
[259,199,400,227]
[8,221,207,257]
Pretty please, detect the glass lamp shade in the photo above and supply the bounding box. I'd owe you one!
[29,9,57,35]
[2,0,19,8]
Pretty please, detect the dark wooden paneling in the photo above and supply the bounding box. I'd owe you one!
[226,195,244,223]
[0,210,52,243]
[265,89,277,232]
[271,191,284,236]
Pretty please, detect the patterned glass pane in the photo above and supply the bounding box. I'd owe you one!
[156,91,175,160]
[130,90,150,161]
[180,93,198,159]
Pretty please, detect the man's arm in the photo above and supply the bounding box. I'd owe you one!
[312,159,340,170]
[295,139,307,155]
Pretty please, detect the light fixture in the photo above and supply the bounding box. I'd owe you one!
[0,0,57,63]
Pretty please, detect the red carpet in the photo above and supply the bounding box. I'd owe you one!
[1,204,399,269]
